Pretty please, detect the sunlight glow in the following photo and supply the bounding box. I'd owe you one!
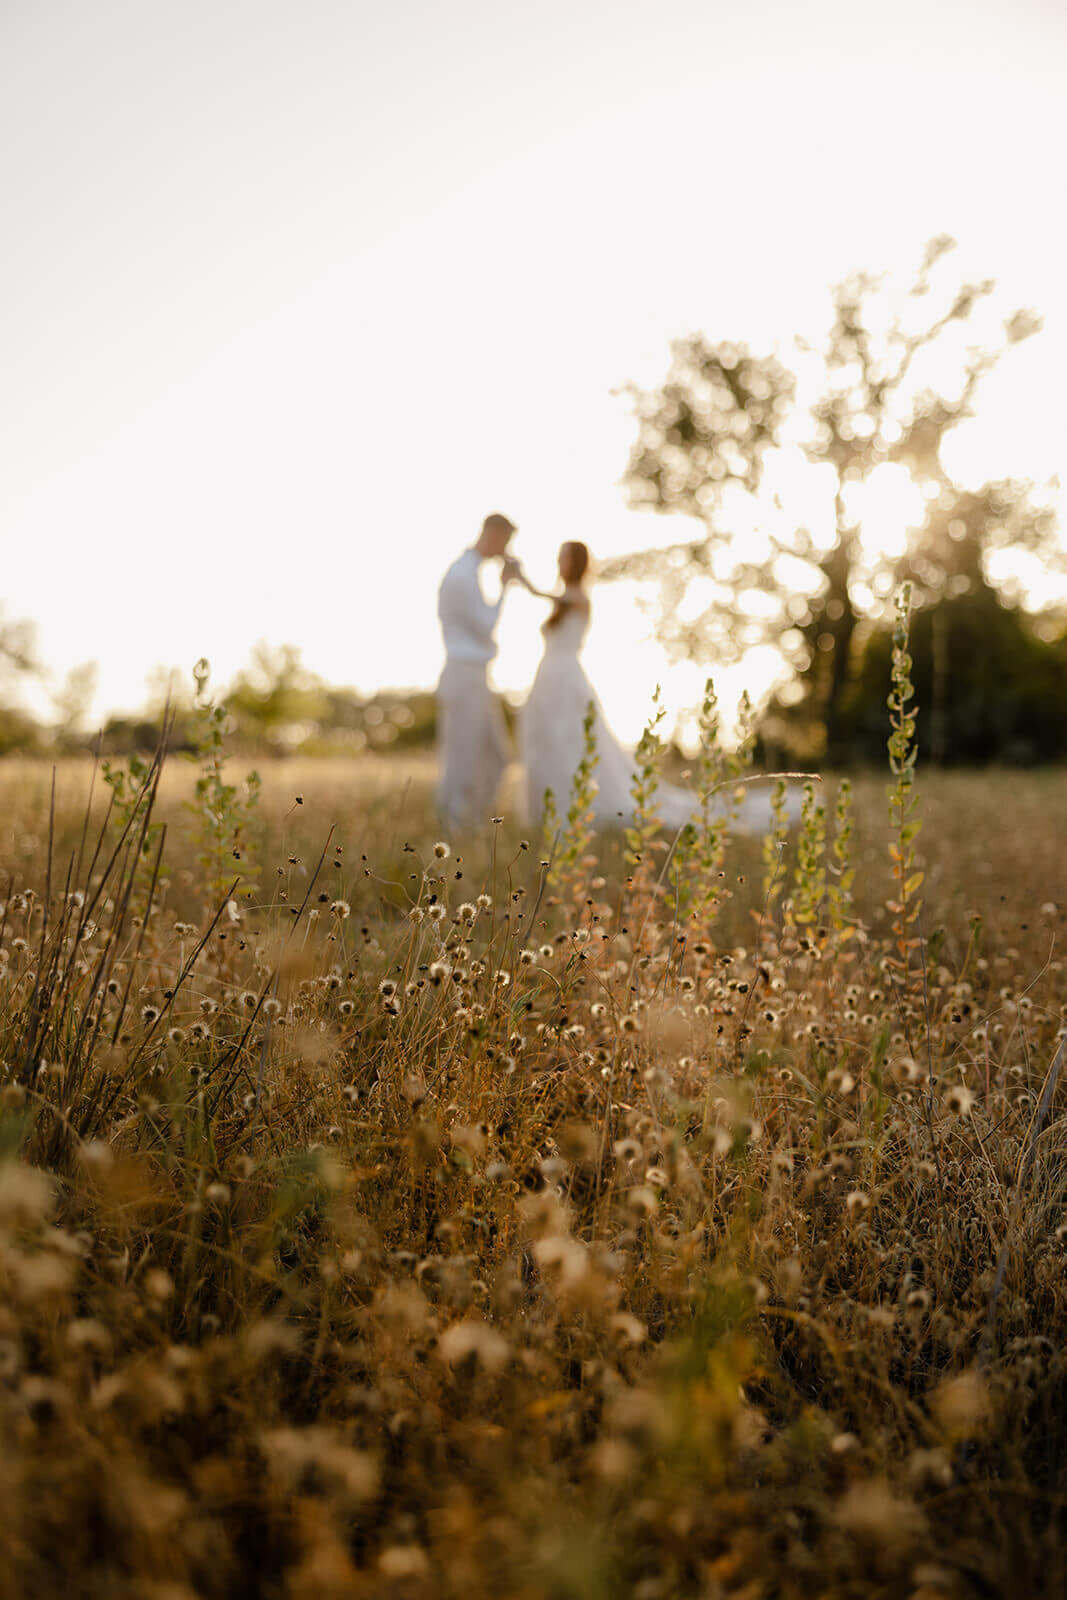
[845,464,928,561]
[1,0,1065,742]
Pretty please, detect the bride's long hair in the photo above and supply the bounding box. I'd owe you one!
[544,541,590,630]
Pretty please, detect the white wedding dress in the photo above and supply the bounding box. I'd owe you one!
[521,600,788,833]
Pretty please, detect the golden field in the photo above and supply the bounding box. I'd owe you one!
[0,745,1065,1600]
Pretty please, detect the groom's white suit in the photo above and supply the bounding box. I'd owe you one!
[436,548,511,828]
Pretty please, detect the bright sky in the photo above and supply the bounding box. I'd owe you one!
[3,0,1065,741]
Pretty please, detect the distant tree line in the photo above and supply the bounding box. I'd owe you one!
[0,639,436,759]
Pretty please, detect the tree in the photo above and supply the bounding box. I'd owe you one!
[827,583,1067,766]
[226,642,326,752]
[0,610,43,754]
[612,238,1063,757]
[51,661,99,750]
[0,609,39,696]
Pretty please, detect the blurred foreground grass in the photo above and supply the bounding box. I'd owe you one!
[0,752,1065,1599]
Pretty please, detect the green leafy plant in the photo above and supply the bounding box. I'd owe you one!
[100,751,163,857]
[624,687,666,874]
[886,586,923,988]
[827,777,856,936]
[792,780,827,928]
[186,658,262,904]
[761,777,790,913]
[552,701,599,904]
[673,680,756,927]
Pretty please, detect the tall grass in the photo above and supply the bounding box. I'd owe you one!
[0,641,1065,1598]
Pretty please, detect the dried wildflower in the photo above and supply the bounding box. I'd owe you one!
[433,841,451,859]
[930,1369,991,1440]
[330,900,351,918]
[625,1185,658,1218]
[66,1318,112,1355]
[437,1317,510,1373]
[402,1074,427,1106]
[908,1447,953,1489]
[533,1234,590,1286]
[834,1478,923,1545]
[944,1084,976,1117]
[539,1154,568,1184]
[610,1311,647,1345]
[0,1163,54,1224]
[379,1547,430,1581]
[144,1268,174,1302]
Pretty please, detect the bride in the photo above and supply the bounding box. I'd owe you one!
[519,541,784,833]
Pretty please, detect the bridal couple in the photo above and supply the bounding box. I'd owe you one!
[436,513,775,834]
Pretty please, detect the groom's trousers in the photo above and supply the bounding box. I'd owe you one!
[436,660,510,831]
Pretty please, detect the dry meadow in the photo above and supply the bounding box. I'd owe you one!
[0,731,1065,1599]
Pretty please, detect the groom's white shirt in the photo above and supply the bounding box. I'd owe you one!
[437,548,501,666]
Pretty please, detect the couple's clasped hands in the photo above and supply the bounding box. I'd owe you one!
[501,556,553,601]
[501,556,536,595]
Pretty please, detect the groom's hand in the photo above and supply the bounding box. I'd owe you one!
[501,556,521,585]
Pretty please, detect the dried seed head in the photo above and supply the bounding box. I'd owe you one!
[944,1085,975,1118]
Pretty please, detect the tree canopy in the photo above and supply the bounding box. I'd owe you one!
[612,237,1065,760]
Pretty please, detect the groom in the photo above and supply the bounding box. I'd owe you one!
[436,513,520,829]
